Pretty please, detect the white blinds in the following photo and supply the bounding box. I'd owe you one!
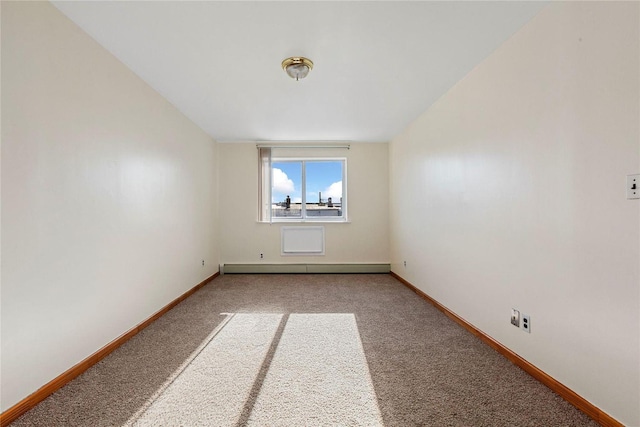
[258,147,271,222]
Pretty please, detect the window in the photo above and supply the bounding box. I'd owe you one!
[259,147,347,222]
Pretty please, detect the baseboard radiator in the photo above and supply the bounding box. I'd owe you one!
[221,263,390,274]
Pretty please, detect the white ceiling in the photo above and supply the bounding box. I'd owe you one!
[52,1,547,143]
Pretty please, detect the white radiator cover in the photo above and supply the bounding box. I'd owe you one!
[281,226,325,256]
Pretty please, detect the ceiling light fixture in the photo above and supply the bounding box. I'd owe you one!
[282,57,313,81]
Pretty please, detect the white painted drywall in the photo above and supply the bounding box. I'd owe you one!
[1,1,218,411]
[389,2,639,424]
[218,143,389,264]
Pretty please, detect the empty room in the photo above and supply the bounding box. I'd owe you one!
[1,1,639,426]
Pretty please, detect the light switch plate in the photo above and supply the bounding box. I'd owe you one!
[511,309,520,327]
[627,174,639,199]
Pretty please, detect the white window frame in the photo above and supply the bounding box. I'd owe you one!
[263,157,347,223]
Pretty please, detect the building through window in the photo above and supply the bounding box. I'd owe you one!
[258,146,347,222]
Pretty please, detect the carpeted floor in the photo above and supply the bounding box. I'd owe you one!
[11,274,598,426]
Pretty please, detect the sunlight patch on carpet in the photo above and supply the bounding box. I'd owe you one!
[127,313,382,426]
[247,313,383,426]
[128,313,282,426]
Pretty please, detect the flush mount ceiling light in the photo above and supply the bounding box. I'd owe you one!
[282,57,313,81]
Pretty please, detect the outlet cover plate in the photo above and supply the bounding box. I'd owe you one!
[521,314,531,333]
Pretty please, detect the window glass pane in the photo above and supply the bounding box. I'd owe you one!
[272,161,302,218]
[305,161,343,218]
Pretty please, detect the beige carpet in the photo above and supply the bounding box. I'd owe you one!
[11,274,598,427]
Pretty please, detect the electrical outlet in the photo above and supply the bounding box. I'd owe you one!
[403,261,407,267]
[511,309,520,327]
[202,259,205,266]
[260,253,264,259]
[521,315,531,333]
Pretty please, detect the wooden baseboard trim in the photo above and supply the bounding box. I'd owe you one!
[0,272,220,427]
[389,271,623,427]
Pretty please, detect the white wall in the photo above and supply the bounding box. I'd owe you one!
[218,143,389,265]
[390,2,639,425]
[1,1,218,411]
